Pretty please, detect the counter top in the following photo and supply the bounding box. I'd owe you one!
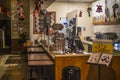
[46,50,91,59]
[82,40,93,45]
[49,51,120,60]
[36,44,120,60]
[51,52,90,57]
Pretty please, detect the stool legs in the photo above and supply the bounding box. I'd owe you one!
[29,66,37,80]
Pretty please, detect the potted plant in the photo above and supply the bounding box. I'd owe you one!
[19,32,28,46]
[19,32,28,51]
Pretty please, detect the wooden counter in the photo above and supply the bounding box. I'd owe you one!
[50,52,120,80]
[54,53,93,80]
[37,45,120,80]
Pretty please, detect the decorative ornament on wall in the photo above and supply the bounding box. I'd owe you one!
[0,6,11,17]
[87,7,92,17]
[112,3,119,18]
[96,3,103,13]
[16,0,25,21]
[34,1,41,11]
[79,10,82,17]
[34,0,48,11]
[93,0,120,25]
[11,0,25,21]
[105,0,110,23]
[33,0,56,34]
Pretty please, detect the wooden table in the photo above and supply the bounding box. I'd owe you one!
[28,54,54,66]
[27,46,54,79]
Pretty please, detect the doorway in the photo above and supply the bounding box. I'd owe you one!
[0,19,11,51]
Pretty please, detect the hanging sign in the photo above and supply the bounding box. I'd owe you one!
[96,3,103,13]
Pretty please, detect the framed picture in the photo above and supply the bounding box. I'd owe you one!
[33,11,56,34]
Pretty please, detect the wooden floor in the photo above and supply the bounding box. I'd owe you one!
[0,53,29,80]
[0,52,55,80]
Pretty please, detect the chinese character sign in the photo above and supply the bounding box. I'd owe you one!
[87,53,101,64]
[92,40,113,54]
[98,54,112,67]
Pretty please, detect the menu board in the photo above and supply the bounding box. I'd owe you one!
[87,53,112,67]
[87,53,101,64]
[98,54,112,67]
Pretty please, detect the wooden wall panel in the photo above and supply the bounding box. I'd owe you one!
[11,39,21,50]
[112,56,120,80]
